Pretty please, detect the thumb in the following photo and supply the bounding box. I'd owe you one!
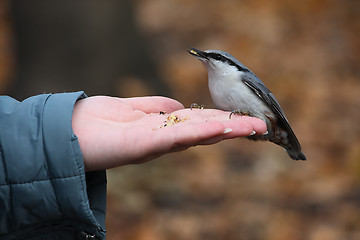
[122,96,185,113]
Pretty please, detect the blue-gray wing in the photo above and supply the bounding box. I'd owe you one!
[241,76,288,122]
[241,75,305,159]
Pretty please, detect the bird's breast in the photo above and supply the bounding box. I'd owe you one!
[208,72,271,118]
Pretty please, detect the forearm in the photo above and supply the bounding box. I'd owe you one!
[0,92,106,238]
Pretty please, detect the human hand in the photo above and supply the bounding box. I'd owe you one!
[72,96,267,171]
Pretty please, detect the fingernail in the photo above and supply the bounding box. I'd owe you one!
[250,130,256,135]
[223,128,232,134]
[262,131,268,135]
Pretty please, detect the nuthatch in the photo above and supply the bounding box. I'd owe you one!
[188,48,306,160]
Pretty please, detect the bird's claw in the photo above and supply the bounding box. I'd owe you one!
[190,103,205,110]
[229,109,253,119]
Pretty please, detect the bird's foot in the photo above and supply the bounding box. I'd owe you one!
[229,109,253,119]
[190,103,205,110]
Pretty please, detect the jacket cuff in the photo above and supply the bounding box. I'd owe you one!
[42,92,107,237]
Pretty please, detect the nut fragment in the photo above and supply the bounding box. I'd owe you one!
[160,114,188,128]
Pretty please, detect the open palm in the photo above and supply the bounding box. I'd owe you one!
[72,96,267,171]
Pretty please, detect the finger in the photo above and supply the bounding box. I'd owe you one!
[152,118,255,153]
[156,121,229,152]
[172,108,267,134]
[122,96,184,113]
[196,122,253,145]
[228,115,268,134]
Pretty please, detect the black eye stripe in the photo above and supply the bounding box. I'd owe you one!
[206,53,226,62]
[205,53,251,73]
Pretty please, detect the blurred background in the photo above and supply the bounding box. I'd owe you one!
[1,0,360,239]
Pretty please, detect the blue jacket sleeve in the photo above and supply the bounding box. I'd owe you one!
[0,92,106,239]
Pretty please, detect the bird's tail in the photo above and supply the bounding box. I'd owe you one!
[284,145,306,160]
[247,117,306,162]
[248,134,306,160]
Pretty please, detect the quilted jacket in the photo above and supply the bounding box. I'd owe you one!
[0,92,107,239]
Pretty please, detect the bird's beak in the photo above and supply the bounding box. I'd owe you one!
[187,48,208,61]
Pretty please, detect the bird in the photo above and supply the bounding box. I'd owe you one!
[188,48,306,160]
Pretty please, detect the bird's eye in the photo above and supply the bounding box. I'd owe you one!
[206,53,230,63]
[210,54,225,61]
[214,55,223,61]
